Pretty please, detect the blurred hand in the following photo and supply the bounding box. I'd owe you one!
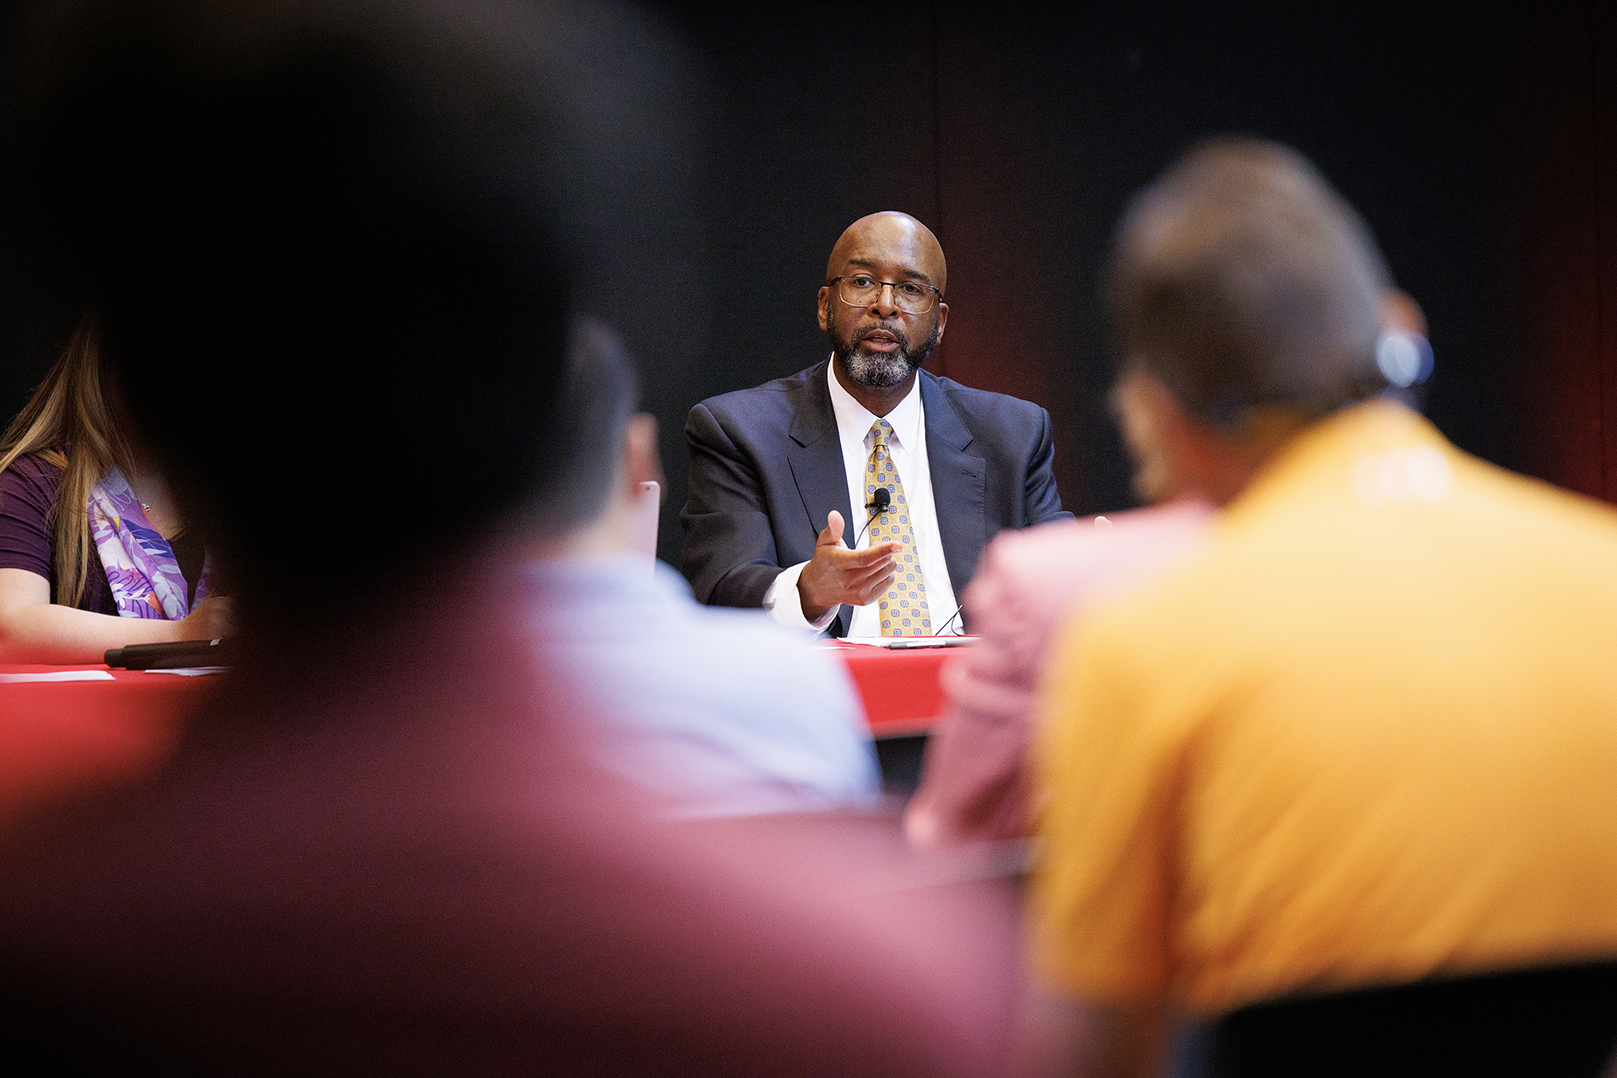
[180,596,236,640]
[797,510,902,622]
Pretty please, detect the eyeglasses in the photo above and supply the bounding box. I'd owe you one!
[829,275,942,315]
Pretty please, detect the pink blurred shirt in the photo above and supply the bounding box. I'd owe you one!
[905,499,1214,849]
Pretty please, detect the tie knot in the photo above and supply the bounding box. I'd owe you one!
[871,418,894,447]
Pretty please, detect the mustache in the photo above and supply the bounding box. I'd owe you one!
[852,322,909,350]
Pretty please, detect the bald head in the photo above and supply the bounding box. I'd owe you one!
[817,211,949,410]
[825,211,947,294]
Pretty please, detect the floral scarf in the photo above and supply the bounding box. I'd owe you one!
[87,468,211,619]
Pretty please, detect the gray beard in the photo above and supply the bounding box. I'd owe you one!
[841,347,917,388]
[828,308,939,389]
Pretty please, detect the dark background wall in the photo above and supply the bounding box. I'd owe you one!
[2,0,1612,569]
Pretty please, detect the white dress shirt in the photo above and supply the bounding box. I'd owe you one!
[763,359,960,636]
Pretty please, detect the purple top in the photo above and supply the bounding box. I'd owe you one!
[0,452,203,614]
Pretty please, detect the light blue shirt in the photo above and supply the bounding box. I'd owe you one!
[520,555,882,818]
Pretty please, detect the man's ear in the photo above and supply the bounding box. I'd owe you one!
[817,286,831,333]
[1381,288,1427,337]
[621,412,664,492]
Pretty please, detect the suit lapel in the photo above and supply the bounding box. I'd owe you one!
[787,362,855,634]
[920,373,986,595]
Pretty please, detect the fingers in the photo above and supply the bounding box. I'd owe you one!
[830,544,905,606]
[839,561,895,600]
[841,545,901,580]
[799,538,903,611]
[827,539,903,569]
[804,501,913,609]
[844,568,897,607]
[818,509,846,547]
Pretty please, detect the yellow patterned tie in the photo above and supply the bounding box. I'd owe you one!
[866,419,930,637]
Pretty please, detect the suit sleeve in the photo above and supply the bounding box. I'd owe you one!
[1023,406,1074,526]
[680,402,789,610]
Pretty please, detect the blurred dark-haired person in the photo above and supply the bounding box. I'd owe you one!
[0,1,1026,1074]
[0,315,232,662]
[1027,138,1617,1077]
[522,319,881,818]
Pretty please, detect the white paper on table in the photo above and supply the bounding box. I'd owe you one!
[839,636,978,649]
[0,670,116,683]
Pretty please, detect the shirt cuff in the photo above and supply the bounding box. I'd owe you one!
[763,562,839,633]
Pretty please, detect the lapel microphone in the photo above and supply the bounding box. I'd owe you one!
[853,486,891,547]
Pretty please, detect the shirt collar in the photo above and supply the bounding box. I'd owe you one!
[825,355,925,452]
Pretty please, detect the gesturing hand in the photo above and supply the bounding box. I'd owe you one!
[797,510,903,622]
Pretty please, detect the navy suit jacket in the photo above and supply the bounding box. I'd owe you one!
[681,360,1073,637]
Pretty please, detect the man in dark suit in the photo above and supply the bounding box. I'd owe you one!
[682,212,1072,638]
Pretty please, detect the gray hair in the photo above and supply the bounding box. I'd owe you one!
[1107,137,1392,427]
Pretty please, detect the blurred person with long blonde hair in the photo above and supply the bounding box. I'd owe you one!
[0,315,231,663]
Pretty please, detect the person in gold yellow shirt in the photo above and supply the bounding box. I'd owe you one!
[1026,138,1617,1077]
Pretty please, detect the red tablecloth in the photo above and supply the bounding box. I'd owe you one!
[822,643,955,737]
[0,664,219,826]
[0,643,955,821]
